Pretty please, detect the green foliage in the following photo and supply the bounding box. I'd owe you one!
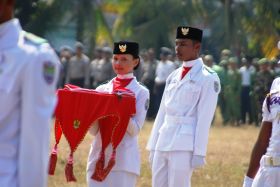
[242,0,280,57]
[114,0,196,54]
[17,0,280,58]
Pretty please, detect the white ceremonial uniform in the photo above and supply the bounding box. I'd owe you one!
[250,78,280,187]
[147,58,220,187]
[0,19,60,187]
[87,73,150,187]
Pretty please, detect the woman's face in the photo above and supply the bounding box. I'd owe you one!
[112,54,139,75]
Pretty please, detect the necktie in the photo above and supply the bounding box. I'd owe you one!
[113,77,133,91]
[181,67,192,80]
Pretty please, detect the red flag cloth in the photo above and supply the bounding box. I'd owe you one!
[181,66,192,80]
[49,84,136,182]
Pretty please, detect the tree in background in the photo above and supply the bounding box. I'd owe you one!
[15,0,40,28]
[242,0,280,58]
[15,0,280,59]
[114,0,204,54]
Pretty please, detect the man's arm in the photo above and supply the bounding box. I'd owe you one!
[243,84,275,187]
[19,46,59,187]
[193,74,220,156]
[246,121,272,178]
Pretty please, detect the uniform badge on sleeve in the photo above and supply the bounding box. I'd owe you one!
[145,99,150,111]
[43,61,55,84]
[214,81,219,93]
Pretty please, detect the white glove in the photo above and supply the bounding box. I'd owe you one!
[242,176,253,187]
[191,155,205,169]
[149,151,155,169]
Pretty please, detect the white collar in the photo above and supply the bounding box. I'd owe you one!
[0,18,22,50]
[182,58,200,67]
[117,73,134,79]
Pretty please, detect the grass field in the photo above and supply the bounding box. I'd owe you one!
[48,112,259,187]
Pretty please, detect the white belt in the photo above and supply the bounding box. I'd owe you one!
[263,155,280,167]
[164,115,195,125]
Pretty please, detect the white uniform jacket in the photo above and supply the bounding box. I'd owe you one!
[0,19,60,187]
[87,77,150,175]
[147,58,220,156]
[262,78,280,156]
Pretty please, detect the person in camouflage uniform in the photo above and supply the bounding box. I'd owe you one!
[219,59,229,125]
[224,57,241,125]
[270,57,280,78]
[251,58,274,126]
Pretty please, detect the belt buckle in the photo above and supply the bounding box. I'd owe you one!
[269,157,274,166]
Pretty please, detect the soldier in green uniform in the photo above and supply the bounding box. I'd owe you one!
[218,49,231,125]
[218,59,229,125]
[251,58,274,126]
[224,57,241,125]
[270,57,280,78]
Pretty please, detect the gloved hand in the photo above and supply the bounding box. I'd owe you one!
[191,155,205,169]
[242,176,253,187]
[149,151,155,169]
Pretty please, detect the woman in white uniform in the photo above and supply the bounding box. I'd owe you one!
[86,41,149,187]
[243,77,280,187]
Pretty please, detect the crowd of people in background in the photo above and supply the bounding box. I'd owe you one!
[57,42,280,127]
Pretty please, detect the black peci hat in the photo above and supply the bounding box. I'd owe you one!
[176,26,203,42]
[113,41,140,70]
[113,41,139,58]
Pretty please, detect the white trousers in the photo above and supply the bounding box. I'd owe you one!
[252,156,280,187]
[87,170,137,187]
[152,151,193,187]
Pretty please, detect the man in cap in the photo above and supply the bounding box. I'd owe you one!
[0,0,60,187]
[147,26,220,187]
[65,41,90,87]
[58,45,73,88]
[224,57,241,125]
[218,59,230,125]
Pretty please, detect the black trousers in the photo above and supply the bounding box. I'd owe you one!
[153,82,166,114]
[241,86,252,123]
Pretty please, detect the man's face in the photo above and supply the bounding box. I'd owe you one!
[76,47,83,56]
[175,39,200,61]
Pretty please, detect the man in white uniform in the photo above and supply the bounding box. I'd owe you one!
[147,26,220,187]
[0,1,60,187]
